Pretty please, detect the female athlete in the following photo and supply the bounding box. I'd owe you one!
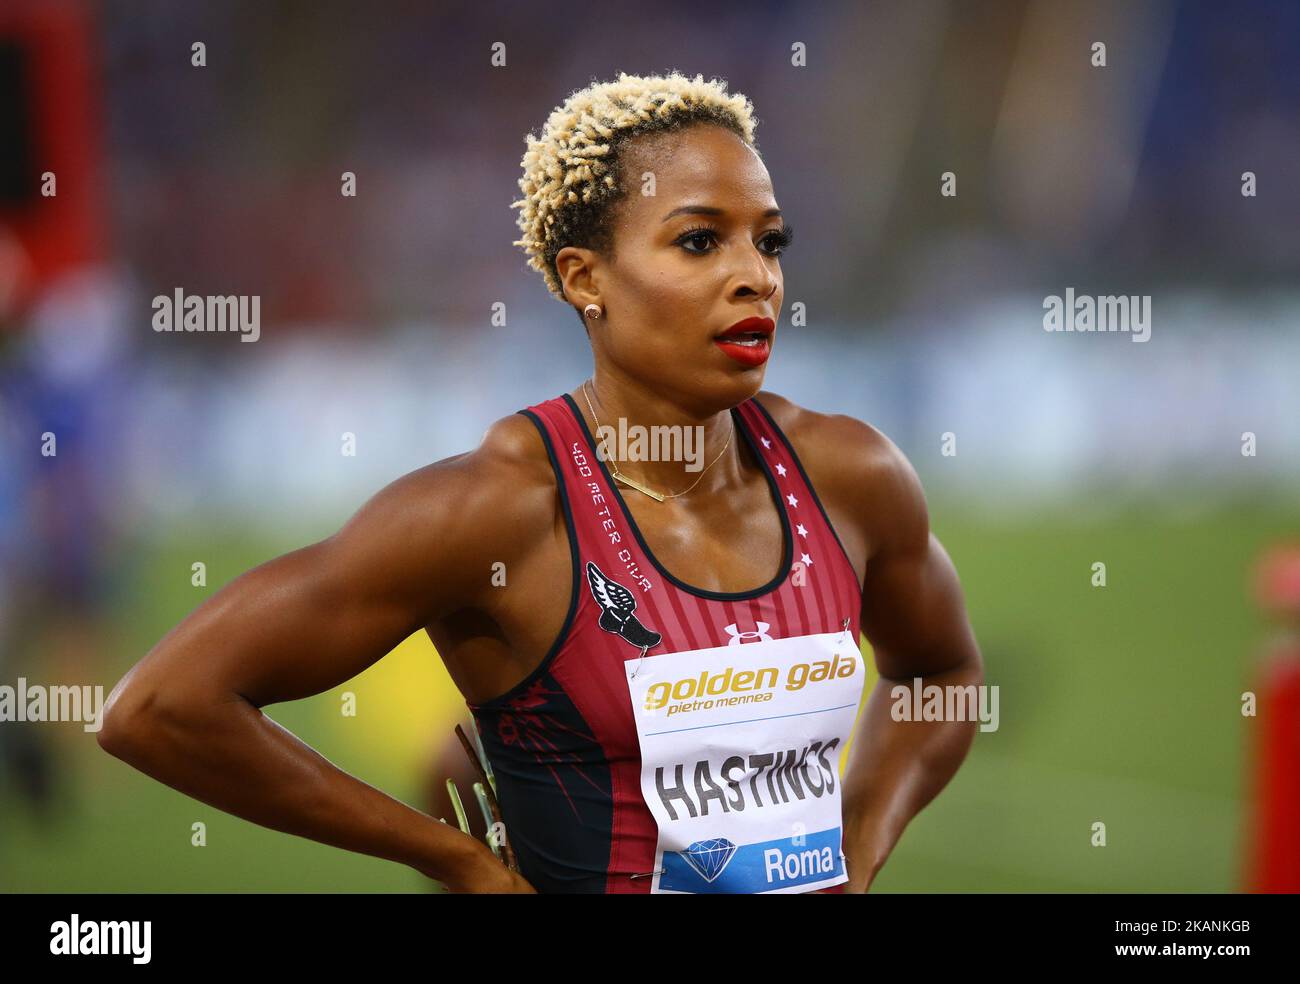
[99,71,983,894]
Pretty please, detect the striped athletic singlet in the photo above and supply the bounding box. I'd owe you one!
[467,394,865,893]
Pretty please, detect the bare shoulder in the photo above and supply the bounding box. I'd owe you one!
[470,410,557,486]
[750,390,928,550]
[317,410,559,616]
[750,390,908,485]
[340,411,554,529]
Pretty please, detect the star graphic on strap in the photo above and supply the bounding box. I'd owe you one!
[775,463,787,477]
[761,437,772,449]
[796,523,808,538]
[786,493,799,508]
[801,553,814,566]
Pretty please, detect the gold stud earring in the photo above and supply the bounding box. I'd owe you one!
[584,303,602,320]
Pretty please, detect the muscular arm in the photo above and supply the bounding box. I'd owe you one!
[836,424,983,892]
[97,417,547,892]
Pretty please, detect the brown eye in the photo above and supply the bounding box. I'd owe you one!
[760,225,794,256]
[675,226,719,254]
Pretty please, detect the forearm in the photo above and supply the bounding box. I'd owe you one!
[99,688,482,884]
[839,659,982,890]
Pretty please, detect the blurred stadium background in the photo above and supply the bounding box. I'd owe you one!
[2,0,1298,892]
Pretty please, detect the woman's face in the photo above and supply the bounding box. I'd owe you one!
[578,123,788,414]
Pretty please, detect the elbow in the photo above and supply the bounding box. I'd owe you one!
[96,685,154,759]
[98,676,241,761]
[97,681,192,761]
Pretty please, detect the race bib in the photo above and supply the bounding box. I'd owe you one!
[625,630,865,894]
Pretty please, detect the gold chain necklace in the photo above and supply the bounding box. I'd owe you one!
[581,380,733,502]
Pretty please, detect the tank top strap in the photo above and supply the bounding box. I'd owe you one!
[734,396,861,595]
[519,395,660,598]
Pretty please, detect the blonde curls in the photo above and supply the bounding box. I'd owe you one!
[511,71,758,301]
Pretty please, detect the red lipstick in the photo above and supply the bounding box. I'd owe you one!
[714,317,775,368]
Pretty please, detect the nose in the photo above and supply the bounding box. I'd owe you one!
[732,243,779,303]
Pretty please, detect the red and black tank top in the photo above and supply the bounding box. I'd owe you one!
[466,393,864,893]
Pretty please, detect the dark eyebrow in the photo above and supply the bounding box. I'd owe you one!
[661,205,782,223]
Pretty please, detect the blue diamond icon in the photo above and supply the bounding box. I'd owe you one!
[677,838,737,883]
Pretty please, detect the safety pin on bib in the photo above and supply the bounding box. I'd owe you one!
[629,643,651,680]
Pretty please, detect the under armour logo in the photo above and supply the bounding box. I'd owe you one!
[723,622,774,646]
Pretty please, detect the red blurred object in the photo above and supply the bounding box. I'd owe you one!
[0,0,105,319]
[1246,651,1300,892]
[1254,543,1300,618]
[1245,543,1300,893]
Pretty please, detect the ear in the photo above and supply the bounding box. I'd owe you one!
[555,245,602,312]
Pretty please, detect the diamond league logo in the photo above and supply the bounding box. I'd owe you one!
[677,837,738,883]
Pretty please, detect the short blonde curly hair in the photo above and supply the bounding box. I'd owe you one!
[511,70,759,303]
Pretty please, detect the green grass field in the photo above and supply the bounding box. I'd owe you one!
[2,497,1291,892]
